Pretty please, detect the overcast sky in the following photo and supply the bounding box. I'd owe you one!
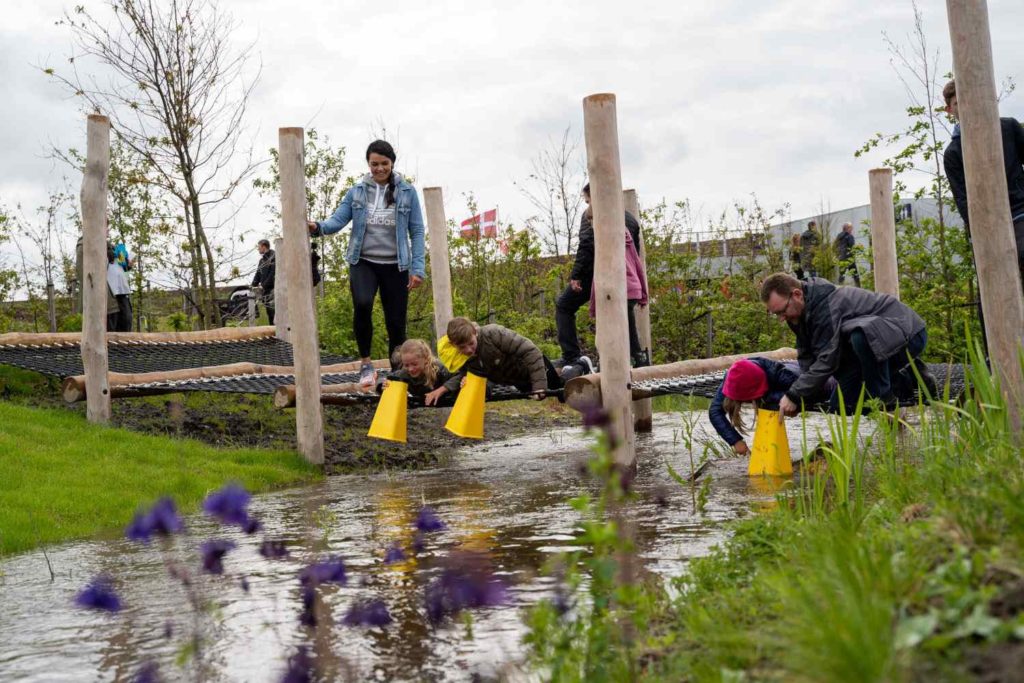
[3,0,1024,270]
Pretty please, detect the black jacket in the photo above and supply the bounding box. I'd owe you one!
[944,117,1024,230]
[708,357,798,446]
[799,229,820,271]
[252,250,276,292]
[570,210,641,283]
[834,231,855,261]
[785,279,926,403]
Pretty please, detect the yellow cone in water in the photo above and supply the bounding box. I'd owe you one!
[445,373,487,439]
[748,408,793,476]
[368,380,408,443]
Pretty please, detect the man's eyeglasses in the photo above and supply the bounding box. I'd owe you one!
[769,294,793,319]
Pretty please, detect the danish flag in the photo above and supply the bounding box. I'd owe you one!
[460,208,498,239]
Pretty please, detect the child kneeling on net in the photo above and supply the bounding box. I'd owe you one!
[709,358,800,455]
[383,339,454,405]
[426,317,574,404]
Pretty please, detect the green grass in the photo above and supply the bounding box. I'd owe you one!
[0,401,320,555]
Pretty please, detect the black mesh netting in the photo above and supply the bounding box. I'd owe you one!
[0,337,353,378]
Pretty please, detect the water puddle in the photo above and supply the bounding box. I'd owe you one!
[0,411,837,681]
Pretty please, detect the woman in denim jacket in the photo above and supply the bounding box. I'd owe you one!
[308,140,426,386]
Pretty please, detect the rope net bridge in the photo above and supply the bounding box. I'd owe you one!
[0,330,966,410]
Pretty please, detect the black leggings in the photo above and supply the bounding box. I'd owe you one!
[349,259,408,359]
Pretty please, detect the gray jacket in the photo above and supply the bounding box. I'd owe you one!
[786,279,926,402]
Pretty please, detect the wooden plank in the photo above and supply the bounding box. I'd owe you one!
[0,326,276,347]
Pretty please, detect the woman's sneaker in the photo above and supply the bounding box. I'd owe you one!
[358,362,377,388]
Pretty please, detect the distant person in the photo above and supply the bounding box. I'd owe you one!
[761,273,936,415]
[251,239,276,325]
[789,233,804,279]
[799,221,820,278]
[309,140,426,387]
[942,78,1024,305]
[834,222,860,286]
[555,182,644,378]
[113,242,132,272]
[106,244,132,331]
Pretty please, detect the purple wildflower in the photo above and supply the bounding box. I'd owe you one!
[582,404,611,429]
[199,539,236,575]
[415,506,446,533]
[383,542,406,564]
[342,599,393,627]
[298,585,317,627]
[412,532,426,553]
[125,497,184,544]
[259,539,290,559]
[280,645,313,683]
[131,661,160,683]
[74,575,122,612]
[299,556,347,586]
[202,484,252,527]
[243,517,262,535]
[423,553,509,625]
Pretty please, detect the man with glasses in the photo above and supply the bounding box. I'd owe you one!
[761,273,936,415]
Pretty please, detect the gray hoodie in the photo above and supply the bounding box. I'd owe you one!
[360,173,399,263]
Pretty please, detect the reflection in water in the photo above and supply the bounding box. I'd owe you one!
[0,411,836,682]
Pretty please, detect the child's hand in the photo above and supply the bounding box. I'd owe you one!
[733,440,749,455]
[424,387,447,406]
[381,379,390,390]
[460,377,466,388]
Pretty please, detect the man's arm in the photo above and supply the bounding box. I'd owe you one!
[944,146,970,228]
[570,219,595,283]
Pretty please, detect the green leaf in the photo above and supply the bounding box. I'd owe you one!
[895,611,939,650]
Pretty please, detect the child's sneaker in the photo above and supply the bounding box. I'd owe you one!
[576,355,595,376]
[358,362,377,388]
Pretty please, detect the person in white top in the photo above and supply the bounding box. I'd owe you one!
[106,244,133,331]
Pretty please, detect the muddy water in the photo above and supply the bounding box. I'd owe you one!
[0,411,829,682]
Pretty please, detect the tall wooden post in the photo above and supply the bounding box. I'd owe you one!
[584,94,635,467]
[946,0,1024,428]
[423,187,454,340]
[623,189,653,433]
[80,114,111,424]
[868,168,900,298]
[274,237,290,342]
[279,128,324,464]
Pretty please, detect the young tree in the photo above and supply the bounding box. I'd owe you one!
[46,0,260,328]
[515,127,587,260]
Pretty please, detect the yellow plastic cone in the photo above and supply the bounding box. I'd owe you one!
[368,380,408,443]
[748,408,793,476]
[445,373,487,439]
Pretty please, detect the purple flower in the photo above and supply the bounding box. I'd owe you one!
[415,506,446,533]
[280,645,313,683]
[131,661,160,683]
[582,404,611,429]
[74,575,122,612]
[202,484,252,527]
[342,599,393,627]
[125,497,184,544]
[383,542,406,564]
[423,553,509,624]
[299,556,347,586]
[298,585,317,627]
[259,539,290,559]
[199,539,236,575]
[412,532,426,553]
[243,517,262,535]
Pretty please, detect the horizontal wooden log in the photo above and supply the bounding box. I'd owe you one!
[62,358,391,403]
[564,347,797,411]
[1,326,277,347]
[273,382,373,409]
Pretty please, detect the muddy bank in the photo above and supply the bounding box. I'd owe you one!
[1,369,579,472]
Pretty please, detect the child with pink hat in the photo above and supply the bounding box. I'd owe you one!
[708,358,800,455]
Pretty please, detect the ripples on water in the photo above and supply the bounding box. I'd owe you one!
[0,411,835,681]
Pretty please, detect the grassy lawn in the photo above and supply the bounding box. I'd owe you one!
[0,401,320,555]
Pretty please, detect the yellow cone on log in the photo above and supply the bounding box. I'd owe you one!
[748,408,793,476]
[368,380,408,443]
[445,373,486,439]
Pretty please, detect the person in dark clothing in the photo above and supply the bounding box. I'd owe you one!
[942,78,1024,309]
[761,273,937,415]
[799,221,820,278]
[555,182,644,376]
[834,222,860,286]
[789,233,804,280]
[709,358,798,455]
[251,239,276,325]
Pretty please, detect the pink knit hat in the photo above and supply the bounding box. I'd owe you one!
[722,360,768,401]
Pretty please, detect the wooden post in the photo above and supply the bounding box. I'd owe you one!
[946,0,1024,428]
[868,168,900,298]
[247,286,258,326]
[583,94,635,467]
[623,189,653,433]
[80,115,111,424]
[46,282,57,333]
[279,128,324,464]
[274,237,289,342]
[423,187,454,342]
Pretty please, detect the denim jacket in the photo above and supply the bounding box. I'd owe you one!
[314,175,426,277]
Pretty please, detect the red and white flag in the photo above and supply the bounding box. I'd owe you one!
[460,208,498,239]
